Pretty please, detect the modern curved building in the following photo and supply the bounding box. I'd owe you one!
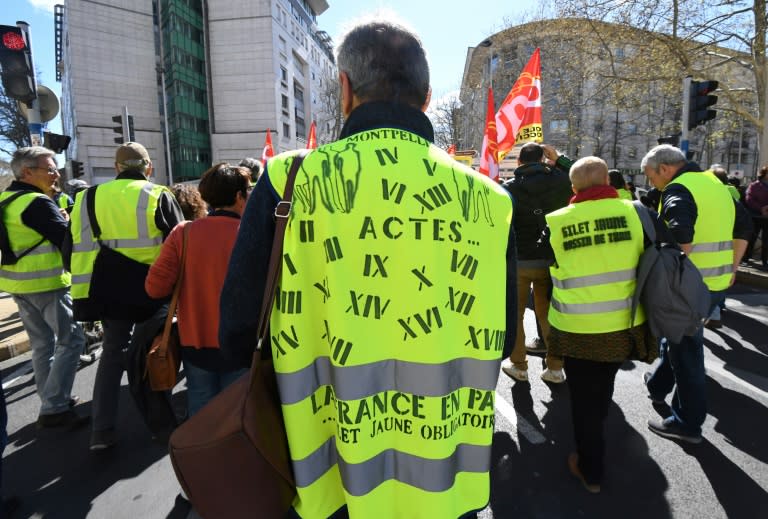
[459,18,759,181]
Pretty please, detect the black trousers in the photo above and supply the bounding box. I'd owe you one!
[564,356,622,485]
[745,215,768,264]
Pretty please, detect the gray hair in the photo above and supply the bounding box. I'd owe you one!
[239,157,263,181]
[640,144,686,171]
[10,146,56,180]
[336,20,430,108]
[116,161,150,174]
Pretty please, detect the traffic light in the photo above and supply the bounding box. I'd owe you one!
[71,160,84,178]
[0,25,36,104]
[112,114,135,144]
[44,131,71,153]
[687,80,718,130]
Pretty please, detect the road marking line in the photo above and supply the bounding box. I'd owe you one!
[495,390,547,444]
[1,362,32,389]
[705,360,768,400]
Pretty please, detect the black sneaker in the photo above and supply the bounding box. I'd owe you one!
[643,372,665,405]
[90,428,117,451]
[647,417,702,444]
[36,410,91,430]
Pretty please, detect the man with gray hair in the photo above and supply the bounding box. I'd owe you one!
[0,146,88,429]
[641,144,751,444]
[67,141,183,451]
[220,19,516,518]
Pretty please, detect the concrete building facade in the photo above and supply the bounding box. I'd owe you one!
[57,0,335,185]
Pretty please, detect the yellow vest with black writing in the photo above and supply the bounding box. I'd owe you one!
[267,129,513,519]
[547,198,645,333]
[0,191,70,294]
[666,172,734,291]
[69,179,167,300]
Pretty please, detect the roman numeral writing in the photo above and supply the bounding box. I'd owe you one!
[411,266,433,291]
[300,220,315,242]
[381,178,406,204]
[446,287,476,316]
[275,288,302,314]
[422,158,438,176]
[375,147,399,166]
[398,306,443,341]
[346,290,390,319]
[363,254,389,278]
[272,325,300,357]
[464,326,505,351]
[283,253,297,275]
[313,277,330,302]
[324,236,343,262]
[322,320,354,366]
[450,249,479,280]
[413,183,452,212]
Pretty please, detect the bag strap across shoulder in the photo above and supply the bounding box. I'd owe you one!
[156,224,189,359]
[254,150,310,357]
[85,185,102,241]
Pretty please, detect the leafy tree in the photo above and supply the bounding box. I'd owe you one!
[0,82,30,157]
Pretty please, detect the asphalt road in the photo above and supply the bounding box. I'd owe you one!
[2,283,767,518]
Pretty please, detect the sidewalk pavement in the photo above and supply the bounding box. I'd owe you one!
[0,260,766,363]
[0,292,28,362]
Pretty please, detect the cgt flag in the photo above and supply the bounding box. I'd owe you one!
[495,48,543,159]
[307,121,317,149]
[262,128,274,163]
[479,87,499,180]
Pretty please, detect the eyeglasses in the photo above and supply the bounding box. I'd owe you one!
[31,166,59,174]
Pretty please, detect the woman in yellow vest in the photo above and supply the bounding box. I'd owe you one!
[608,169,634,200]
[546,157,657,494]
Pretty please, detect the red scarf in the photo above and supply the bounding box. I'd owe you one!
[570,185,619,204]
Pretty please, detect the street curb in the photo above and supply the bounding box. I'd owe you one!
[0,332,30,363]
[736,268,768,289]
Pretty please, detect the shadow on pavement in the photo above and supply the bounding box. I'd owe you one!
[3,389,175,518]
[489,389,671,519]
[707,377,768,465]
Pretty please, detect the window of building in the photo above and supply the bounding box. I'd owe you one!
[615,47,625,62]
[626,123,638,135]
[280,66,288,87]
[283,123,291,138]
[550,120,568,132]
[628,147,637,159]
[282,94,289,116]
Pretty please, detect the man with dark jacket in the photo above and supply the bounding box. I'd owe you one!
[641,145,752,444]
[66,142,183,451]
[1,147,88,430]
[501,142,573,384]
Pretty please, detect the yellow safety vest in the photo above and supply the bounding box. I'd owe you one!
[666,172,734,291]
[69,179,167,300]
[547,198,645,333]
[0,191,70,294]
[727,185,740,201]
[267,129,513,519]
[616,188,633,201]
[56,194,70,209]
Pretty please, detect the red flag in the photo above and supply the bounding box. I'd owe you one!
[479,87,499,180]
[262,129,274,163]
[495,48,543,159]
[446,144,456,155]
[307,121,317,149]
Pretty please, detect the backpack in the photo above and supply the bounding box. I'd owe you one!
[630,201,711,343]
[0,191,46,266]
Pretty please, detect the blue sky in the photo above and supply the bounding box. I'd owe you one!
[6,0,528,140]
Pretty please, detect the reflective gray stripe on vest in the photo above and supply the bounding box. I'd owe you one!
[551,268,636,290]
[74,182,160,252]
[71,273,91,284]
[698,265,732,278]
[551,296,632,315]
[276,357,501,405]
[293,437,490,494]
[0,267,64,281]
[13,243,57,257]
[691,241,732,254]
[136,183,154,240]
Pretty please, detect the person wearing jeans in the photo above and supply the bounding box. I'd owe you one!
[641,145,751,443]
[645,290,727,440]
[146,164,251,418]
